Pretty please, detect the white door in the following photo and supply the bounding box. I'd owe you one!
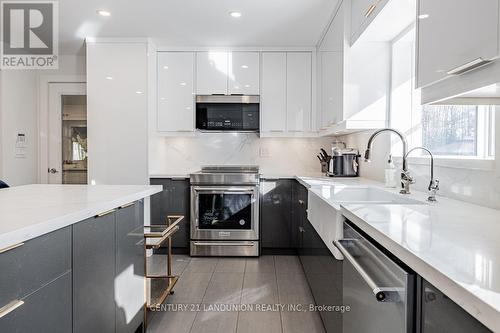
[261,52,287,132]
[196,51,228,95]
[48,83,87,184]
[286,52,312,132]
[417,0,499,88]
[157,52,195,131]
[228,52,260,95]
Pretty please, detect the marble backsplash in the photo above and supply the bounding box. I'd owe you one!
[149,133,334,177]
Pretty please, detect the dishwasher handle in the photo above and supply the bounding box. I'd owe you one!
[334,240,402,303]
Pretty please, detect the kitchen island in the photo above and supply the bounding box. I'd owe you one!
[0,184,162,333]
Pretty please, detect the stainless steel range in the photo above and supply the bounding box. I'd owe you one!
[190,166,260,256]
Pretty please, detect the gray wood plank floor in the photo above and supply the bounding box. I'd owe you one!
[146,255,325,333]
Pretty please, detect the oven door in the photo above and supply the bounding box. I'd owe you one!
[191,186,259,240]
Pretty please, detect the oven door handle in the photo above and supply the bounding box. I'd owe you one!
[192,186,257,194]
[192,241,256,247]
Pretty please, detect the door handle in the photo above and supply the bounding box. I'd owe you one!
[334,240,402,302]
[48,168,59,174]
[446,57,492,75]
[0,300,24,319]
[364,4,377,17]
[193,242,255,247]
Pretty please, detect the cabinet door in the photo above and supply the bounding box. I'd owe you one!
[350,0,389,44]
[168,179,190,248]
[261,52,287,132]
[351,0,375,39]
[299,218,342,333]
[157,52,195,131]
[416,0,499,88]
[228,52,260,95]
[196,51,228,95]
[0,227,71,307]
[73,213,116,333]
[421,280,491,333]
[320,51,343,128]
[286,53,312,132]
[261,179,293,248]
[150,178,190,249]
[115,202,145,333]
[0,273,72,333]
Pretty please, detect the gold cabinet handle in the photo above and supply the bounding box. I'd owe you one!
[0,242,24,254]
[119,202,135,209]
[365,4,377,17]
[0,300,24,319]
[95,209,116,218]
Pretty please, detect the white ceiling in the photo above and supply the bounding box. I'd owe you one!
[58,0,340,54]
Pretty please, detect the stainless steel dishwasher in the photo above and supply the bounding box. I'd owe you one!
[334,221,415,333]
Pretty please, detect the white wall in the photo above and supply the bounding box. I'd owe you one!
[0,71,38,186]
[149,134,333,177]
[0,55,86,186]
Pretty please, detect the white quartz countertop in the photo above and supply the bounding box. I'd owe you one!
[296,175,500,332]
[0,184,162,250]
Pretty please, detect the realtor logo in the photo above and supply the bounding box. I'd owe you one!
[1,1,58,69]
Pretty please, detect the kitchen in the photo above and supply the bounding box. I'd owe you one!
[0,0,499,332]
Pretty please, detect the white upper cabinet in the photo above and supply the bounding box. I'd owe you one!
[320,51,343,128]
[286,53,312,132]
[196,51,228,94]
[157,52,195,132]
[261,52,287,132]
[416,0,499,88]
[350,0,389,44]
[228,52,260,95]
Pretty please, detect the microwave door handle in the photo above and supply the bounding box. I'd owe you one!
[334,240,401,303]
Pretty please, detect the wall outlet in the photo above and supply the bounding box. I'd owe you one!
[259,147,270,157]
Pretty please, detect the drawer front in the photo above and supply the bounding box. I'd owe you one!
[0,272,72,333]
[0,227,71,307]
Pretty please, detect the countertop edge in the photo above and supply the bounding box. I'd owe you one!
[0,186,162,250]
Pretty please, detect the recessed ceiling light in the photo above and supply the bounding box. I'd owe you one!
[97,10,111,17]
[418,14,429,19]
[105,76,113,80]
[163,66,169,69]
[229,11,242,18]
[244,84,250,88]
[135,91,143,94]
[241,65,248,69]
[180,82,187,86]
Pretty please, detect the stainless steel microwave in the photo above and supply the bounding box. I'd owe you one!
[195,95,259,132]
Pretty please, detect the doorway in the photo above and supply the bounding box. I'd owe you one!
[47,83,87,184]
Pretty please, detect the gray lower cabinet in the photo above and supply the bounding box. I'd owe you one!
[73,212,116,333]
[261,179,293,249]
[421,279,491,333]
[0,272,72,333]
[115,201,145,333]
[299,210,342,333]
[150,178,190,249]
[73,200,145,333]
[0,227,72,333]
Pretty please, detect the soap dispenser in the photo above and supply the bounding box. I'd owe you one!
[385,155,398,188]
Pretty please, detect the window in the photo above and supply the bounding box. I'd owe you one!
[390,27,495,159]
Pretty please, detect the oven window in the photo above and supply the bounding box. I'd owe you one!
[198,193,252,229]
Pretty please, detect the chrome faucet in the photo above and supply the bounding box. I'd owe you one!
[364,128,413,194]
[405,147,440,201]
